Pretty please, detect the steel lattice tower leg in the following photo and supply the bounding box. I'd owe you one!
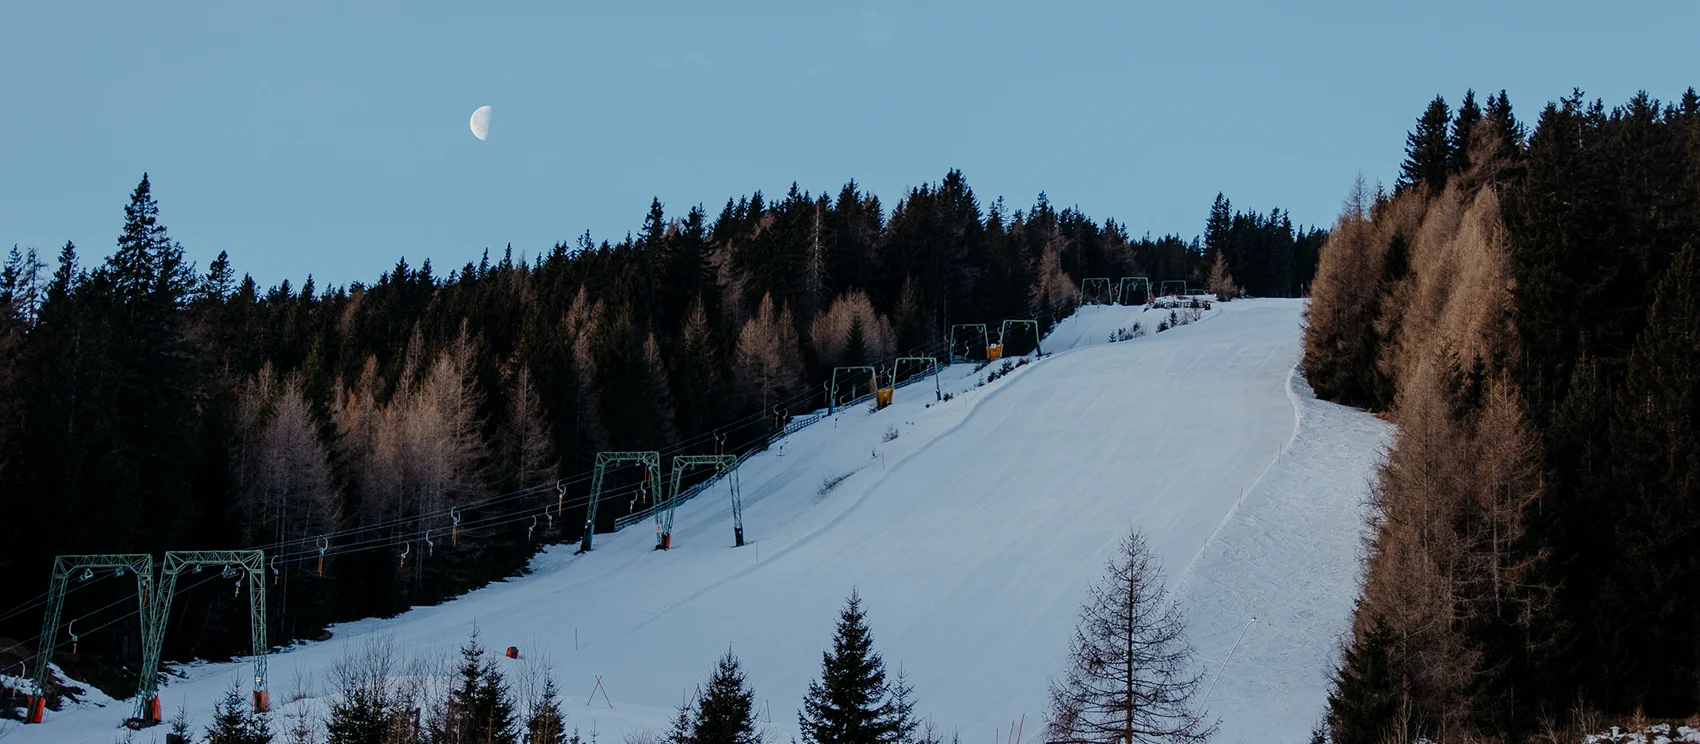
[28,555,153,725]
[138,551,267,724]
[660,455,741,549]
[580,451,661,552]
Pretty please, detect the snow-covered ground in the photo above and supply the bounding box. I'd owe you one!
[11,299,1389,744]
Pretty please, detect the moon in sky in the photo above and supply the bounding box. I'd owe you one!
[469,106,492,141]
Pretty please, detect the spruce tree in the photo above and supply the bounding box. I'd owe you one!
[1484,90,1523,164]
[441,628,519,744]
[325,681,390,744]
[1604,242,1700,713]
[844,315,869,368]
[887,668,936,744]
[1203,193,1232,272]
[1399,96,1452,196]
[204,684,272,744]
[1450,89,1481,174]
[667,702,696,744]
[526,677,568,744]
[1325,619,1402,744]
[799,591,898,744]
[694,650,761,744]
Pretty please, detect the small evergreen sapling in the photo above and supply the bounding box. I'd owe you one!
[204,684,272,744]
[526,677,568,744]
[437,627,519,744]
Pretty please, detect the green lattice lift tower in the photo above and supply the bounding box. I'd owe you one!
[28,554,154,725]
[894,356,941,401]
[948,323,989,362]
[137,550,267,726]
[1000,319,1043,356]
[1081,277,1113,304]
[1117,277,1152,305]
[828,366,877,415]
[658,454,743,549]
[580,451,662,553]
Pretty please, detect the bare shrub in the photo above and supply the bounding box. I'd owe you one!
[817,470,856,498]
[882,426,900,443]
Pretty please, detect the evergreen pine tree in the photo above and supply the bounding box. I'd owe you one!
[1325,619,1402,744]
[441,628,520,744]
[1399,96,1452,195]
[799,591,898,744]
[526,677,568,744]
[667,702,696,744]
[325,681,390,744]
[844,315,869,368]
[1604,242,1700,714]
[198,250,235,305]
[1484,90,1523,164]
[1450,89,1482,174]
[1203,193,1232,272]
[887,668,936,744]
[204,684,273,744]
[694,650,761,744]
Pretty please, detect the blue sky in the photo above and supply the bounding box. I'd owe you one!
[2,1,1696,288]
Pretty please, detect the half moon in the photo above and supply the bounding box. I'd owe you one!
[470,106,492,141]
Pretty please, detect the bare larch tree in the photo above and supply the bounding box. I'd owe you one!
[1046,530,1213,744]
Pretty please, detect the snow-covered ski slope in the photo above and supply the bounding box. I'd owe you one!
[19,299,1390,744]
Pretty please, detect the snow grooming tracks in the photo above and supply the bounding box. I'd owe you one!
[1171,368,1393,744]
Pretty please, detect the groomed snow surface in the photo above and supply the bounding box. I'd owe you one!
[14,299,1391,744]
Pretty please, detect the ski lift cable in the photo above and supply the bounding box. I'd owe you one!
[0,570,227,673]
